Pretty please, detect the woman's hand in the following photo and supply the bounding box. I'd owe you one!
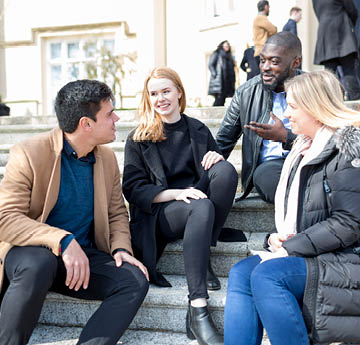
[201,151,224,170]
[260,247,288,263]
[268,233,288,252]
[175,188,208,204]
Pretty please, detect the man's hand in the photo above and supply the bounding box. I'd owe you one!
[260,247,288,263]
[114,251,149,281]
[244,112,287,142]
[62,239,90,291]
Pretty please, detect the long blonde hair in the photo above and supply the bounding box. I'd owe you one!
[285,70,360,129]
[133,67,187,142]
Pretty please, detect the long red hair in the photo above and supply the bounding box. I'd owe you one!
[133,67,187,142]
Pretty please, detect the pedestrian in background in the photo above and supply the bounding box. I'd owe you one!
[240,45,260,80]
[253,1,277,66]
[282,6,302,36]
[313,0,360,100]
[208,40,236,106]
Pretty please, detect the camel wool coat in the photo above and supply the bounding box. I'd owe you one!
[0,128,132,293]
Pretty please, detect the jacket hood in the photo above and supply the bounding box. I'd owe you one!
[334,126,360,161]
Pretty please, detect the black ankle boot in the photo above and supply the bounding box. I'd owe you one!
[186,302,223,345]
[207,259,221,291]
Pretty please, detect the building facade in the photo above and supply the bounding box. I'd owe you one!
[0,0,318,116]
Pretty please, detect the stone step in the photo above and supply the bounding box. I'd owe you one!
[39,232,267,332]
[28,325,198,345]
[158,231,265,277]
[0,140,242,168]
[0,107,227,145]
[0,107,227,126]
[0,120,224,145]
[40,274,227,333]
[26,325,349,345]
[225,196,274,233]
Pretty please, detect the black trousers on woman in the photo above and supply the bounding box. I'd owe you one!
[157,161,237,301]
[0,246,149,345]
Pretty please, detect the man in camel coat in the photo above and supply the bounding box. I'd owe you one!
[0,79,149,345]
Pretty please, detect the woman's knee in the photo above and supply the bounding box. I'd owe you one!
[250,258,287,295]
[228,256,260,293]
[210,160,238,184]
[190,198,215,218]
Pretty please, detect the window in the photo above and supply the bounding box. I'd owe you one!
[205,0,236,18]
[46,36,115,113]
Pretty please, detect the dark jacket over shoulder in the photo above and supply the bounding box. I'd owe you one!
[281,127,360,344]
[313,0,358,64]
[216,74,296,198]
[282,19,297,36]
[240,47,260,80]
[122,114,220,287]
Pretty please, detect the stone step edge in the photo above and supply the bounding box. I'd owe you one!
[0,141,243,152]
[29,325,201,345]
[43,275,227,311]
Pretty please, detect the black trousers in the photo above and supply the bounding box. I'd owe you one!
[213,93,227,106]
[324,53,360,101]
[157,161,238,300]
[0,246,149,345]
[253,158,285,204]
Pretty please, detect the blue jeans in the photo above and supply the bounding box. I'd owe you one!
[224,255,308,345]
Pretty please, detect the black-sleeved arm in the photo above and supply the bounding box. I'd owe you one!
[283,129,297,151]
[240,54,248,72]
[343,0,358,26]
[216,93,243,159]
[122,137,165,214]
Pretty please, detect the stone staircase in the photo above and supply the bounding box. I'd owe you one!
[1,105,356,345]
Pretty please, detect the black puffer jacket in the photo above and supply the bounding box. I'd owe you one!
[208,50,235,97]
[216,74,296,198]
[281,127,360,344]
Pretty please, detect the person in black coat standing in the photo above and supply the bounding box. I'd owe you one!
[224,70,360,345]
[122,67,238,345]
[240,46,260,80]
[313,0,360,100]
[208,40,236,106]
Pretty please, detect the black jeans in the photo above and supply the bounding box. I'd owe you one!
[0,246,149,345]
[324,53,360,101]
[157,161,238,300]
[213,93,227,106]
[253,158,285,204]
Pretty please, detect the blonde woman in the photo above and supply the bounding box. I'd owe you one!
[122,67,238,345]
[225,70,360,345]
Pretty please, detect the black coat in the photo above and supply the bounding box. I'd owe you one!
[208,50,235,97]
[281,127,360,344]
[313,0,358,64]
[282,19,297,36]
[240,47,260,80]
[122,114,220,287]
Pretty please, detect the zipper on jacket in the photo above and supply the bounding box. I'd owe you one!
[310,259,320,342]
